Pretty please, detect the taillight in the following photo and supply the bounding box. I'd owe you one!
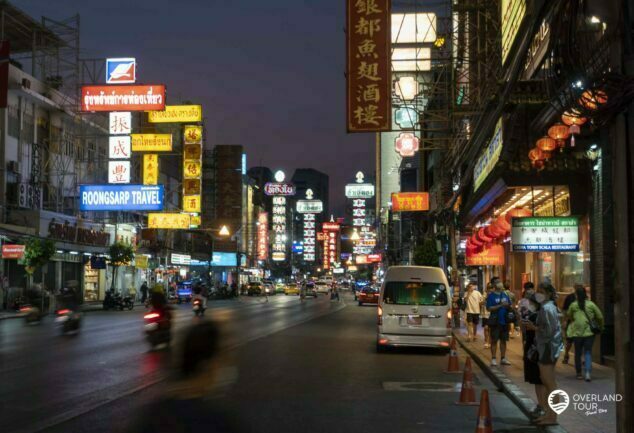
[19,307,30,312]
[377,305,383,326]
[57,309,70,315]
[144,312,160,320]
[446,309,452,328]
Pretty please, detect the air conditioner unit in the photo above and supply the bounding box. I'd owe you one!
[7,160,20,174]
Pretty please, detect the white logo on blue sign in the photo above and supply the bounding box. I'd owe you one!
[106,58,136,84]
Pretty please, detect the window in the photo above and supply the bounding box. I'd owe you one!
[8,105,19,138]
[383,281,448,305]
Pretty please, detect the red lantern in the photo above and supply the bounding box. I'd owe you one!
[548,122,571,151]
[528,147,545,162]
[505,207,532,224]
[561,110,587,126]
[470,234,483,247]
[495,215,511,234]
[477,227,493,243]
[536,136,557,154]
[579,89,608,110]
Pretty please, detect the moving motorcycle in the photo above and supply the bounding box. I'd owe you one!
[55,308,81,334]
[144,309,171,349]
[192,298,205,316]
[20,304,44,324]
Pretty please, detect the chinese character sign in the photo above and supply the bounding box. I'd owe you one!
[272,196,287,261]
[257,212,269,261]
[109,112,131,135]
[109,136,131,159]
[346,0,391,132]
[108,160,130,184]
[182,125,203,220]
[511,217,579,252]
[183,195,201,213]
[148,213,191,229]
[143,154,159,185]
[303,213,316,262]
[322,223,340,270]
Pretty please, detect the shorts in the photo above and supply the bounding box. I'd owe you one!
[490,324,510,343]
[466,313,480,324]
[481,317,490,327]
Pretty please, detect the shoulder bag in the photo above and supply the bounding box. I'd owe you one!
[582,305,601,335]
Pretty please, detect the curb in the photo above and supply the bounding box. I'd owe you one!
[453,331,568,433]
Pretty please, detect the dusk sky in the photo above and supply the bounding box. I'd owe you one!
[23,0,375,214]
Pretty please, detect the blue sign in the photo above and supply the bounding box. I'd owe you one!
[292,243,304,254]
[106,57,136,84]
[241,153,247,175]
[90,256,107,269]
[79,185,164,211]
[211,252,238,266]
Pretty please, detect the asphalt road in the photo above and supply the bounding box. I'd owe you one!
[0,293,538,433]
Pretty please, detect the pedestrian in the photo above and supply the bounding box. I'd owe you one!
[518,282,545,420]
[504,280,519,338]
[462,283,483,342]
[567,284,604,381]
[486,278,512,366]
[531,282,564,426]
[561,288,577,364]
[140,281,149,304]
[480,283,493,349]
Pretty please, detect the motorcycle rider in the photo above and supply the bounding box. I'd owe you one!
[150,288,172,323]
[192,282,207,310]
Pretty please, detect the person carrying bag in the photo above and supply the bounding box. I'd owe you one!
[567,285,604,381]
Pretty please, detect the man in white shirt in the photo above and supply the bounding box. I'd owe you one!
[463,283,484,342]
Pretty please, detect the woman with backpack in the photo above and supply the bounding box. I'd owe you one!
[567,284,604,381]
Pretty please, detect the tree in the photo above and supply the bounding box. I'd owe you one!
[413,239,439,267]
[108,242,135,291]
[20,237,55,288]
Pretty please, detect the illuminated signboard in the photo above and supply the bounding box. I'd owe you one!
[473,118,503,191]
[143,154,158,185]
[2,244,25,259]
[368,253,382,263]
[211,252,238,267]
[147,212,190,229]
[511,217,579,252]
[81,84,165,112]
[183,195,201,213]
[257,212,269,261]
[264,183,296,196]
[303,213,316,262]
[109,112,131,135]
[183,125,203,144]
[466,244,505,266]
[322,223,340,270]
[352,198,367,227]
[182,124,203,219]
[296,200,323,214]
[272,196,287,261]
[108,160,130,184]
[391,192,430,212]
[501,0,526,64]
[135,255,148,269]
[80,185,164,211]
[272,252,286,262]
[148,105,202,123]
[106,58,136,84]
[109,136,131,159]
[183,160,202,179]
[345,184,375,198]
[171,253,191,265]
[183,179,201,195]
[131,134,173,152]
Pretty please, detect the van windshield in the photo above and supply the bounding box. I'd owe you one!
[383,282,448,306]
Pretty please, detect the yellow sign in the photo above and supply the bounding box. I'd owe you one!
[183,125,203,144]
[501,0,526,64]
[143,154,159,185]
[183,160,202,179]
[148,213,191,229]
[183,195,201,213]
[135,255,149,269]
[184,143,201,160]
[148,105,202,123]
[131,134,172,152]
[190,215,202,227]
[183,179,201,195]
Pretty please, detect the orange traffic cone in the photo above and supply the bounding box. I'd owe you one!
[474,389,493,433]
[455,357,478,405]
[444,337,461,373]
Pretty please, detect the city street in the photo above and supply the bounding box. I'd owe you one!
[0,294,536,433]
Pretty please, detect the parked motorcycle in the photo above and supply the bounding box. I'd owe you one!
[192,298,205,317]
[103,291,134,311]
[55,308,81,335]
[144,309,171,350]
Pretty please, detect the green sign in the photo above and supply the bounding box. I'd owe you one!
[473,118,503,191]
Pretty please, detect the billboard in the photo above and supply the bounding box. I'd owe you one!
[2,244,24,259]
[147,212,190,229]
[148,105,202,123]
[345,184,375,198]
[296,200,323,214]
[346,0,391,132]
[264,183,296,196]
[131,134,173,152]
[511,217,579,252]
[106,58,136,84]
[81,84,165,112]
[80,184,164,211]
[211,252,238,266]
[466,244,505,266]
[391,192,429,212]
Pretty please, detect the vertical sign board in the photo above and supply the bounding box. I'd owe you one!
[322,222,340,270]
[296,190,322,262]
[346,0,392,132]
[143,154,159,185]
[183,126,203,226]
[257,212,269,261]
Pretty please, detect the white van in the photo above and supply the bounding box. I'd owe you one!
[377,266,452,352]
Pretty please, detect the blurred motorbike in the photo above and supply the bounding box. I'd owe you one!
[192,298,205,316]
[20,304,43,324]
[103,291,134,311]
[144,309,171,349]
[55,308,81,335]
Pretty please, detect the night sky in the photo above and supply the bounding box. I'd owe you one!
[22,0,374,214]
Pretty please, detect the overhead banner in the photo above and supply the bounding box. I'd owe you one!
[143,154,159,185]
[80,184,164,211]
[131,134,172,152]
[391,192,429,212]
[346,0,391,132]
[148,105,202,123]
[148,213,191,229]
[511,217,579,252]
[81,84,166,112]
[466,244,505,266]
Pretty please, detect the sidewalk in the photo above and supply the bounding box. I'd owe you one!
[454,324,617,433]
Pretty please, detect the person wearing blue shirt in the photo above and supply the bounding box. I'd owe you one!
[486,277,511,367]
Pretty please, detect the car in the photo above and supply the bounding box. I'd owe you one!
[284,283,300,295]
[304,281,317,297]
[376,266,451,352]
[247,282,263,296]
[315,281,330,294]
[275,282,286,293]
[264,283,276,295]
[358,286,380,305]
[354,280,370,300]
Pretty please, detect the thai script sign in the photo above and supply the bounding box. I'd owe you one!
[81,84,165,112]
[391,192,429,212]
[2,244,24,259]
[148,105,202,123]
[264,183,296,196]
[131,134,173,152]
[511,217,579,252]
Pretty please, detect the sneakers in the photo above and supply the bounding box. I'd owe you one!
[585,372,592,382]
[484,343,491,349]
[501,358,511,366]
[490,358,497,366]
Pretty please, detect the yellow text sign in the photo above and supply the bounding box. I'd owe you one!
[148,105,202,123]
[131,134,172,152]
[147,213,191,229]
[143,154,159,185]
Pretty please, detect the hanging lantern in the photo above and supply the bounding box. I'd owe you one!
[536,136,557,153]
[568,124,581,147]
[486,223,505,239]
[477,227,493,243]
[579,89,608,111]
[532,160,546,171]
[484,225,498,239]
[505,207,532,224]
[561,110,587,126]
[470,234,483,247]
[528,147,545,162]
[548,122,571,151]
[495,215,511,234]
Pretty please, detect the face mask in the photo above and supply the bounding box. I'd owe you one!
[534,293,546,304]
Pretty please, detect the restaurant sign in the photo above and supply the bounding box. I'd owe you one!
[511,217,579,252]
[466,244,505,266]
[346,0,391,132]
[81,85,166,112]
